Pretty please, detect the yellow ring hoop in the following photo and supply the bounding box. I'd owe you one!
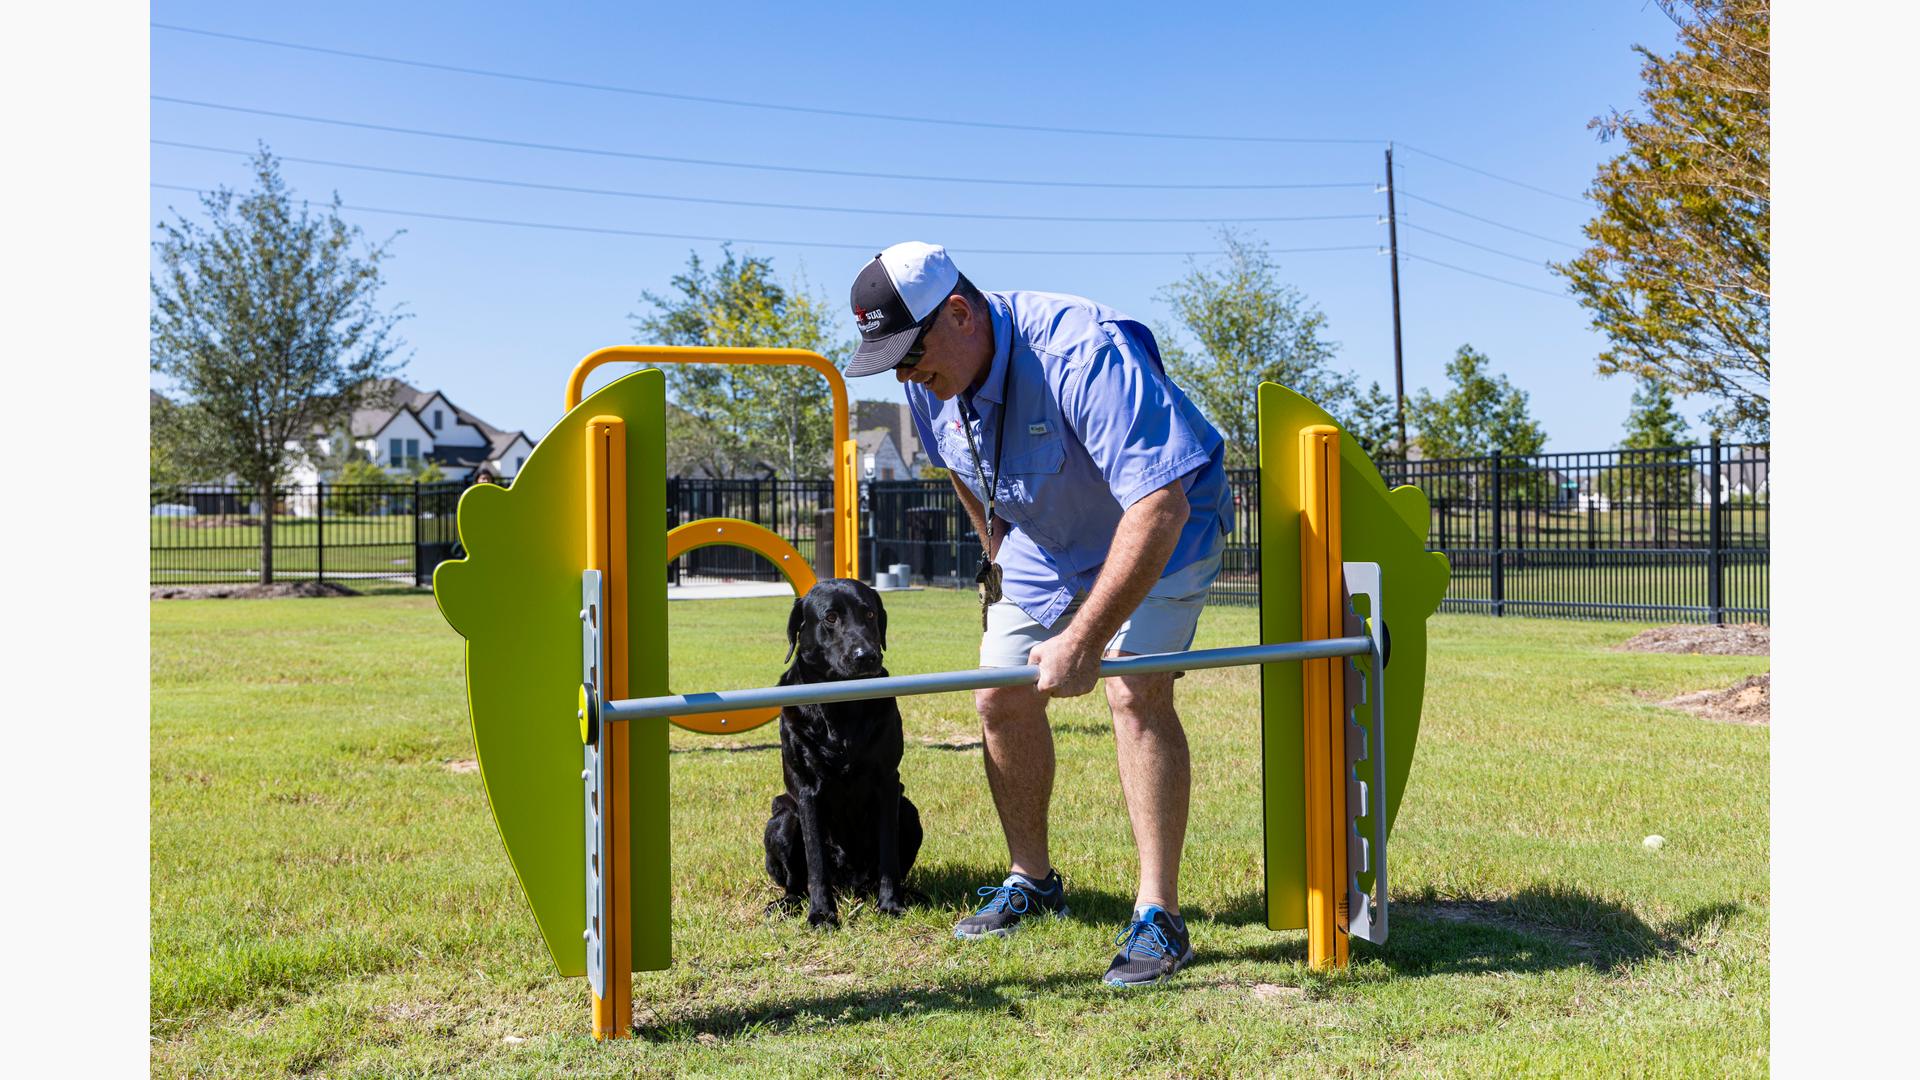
[664,517,817,734]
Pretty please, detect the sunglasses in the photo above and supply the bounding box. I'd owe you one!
[897,307,941,369]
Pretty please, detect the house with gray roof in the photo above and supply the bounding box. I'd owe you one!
[294,378,536,485]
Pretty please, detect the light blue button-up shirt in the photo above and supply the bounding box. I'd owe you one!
[907,290,1232,628]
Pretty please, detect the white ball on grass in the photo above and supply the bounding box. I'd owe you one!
[1643,834,1666,850]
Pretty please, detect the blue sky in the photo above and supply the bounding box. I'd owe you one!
[150,2,1688,453]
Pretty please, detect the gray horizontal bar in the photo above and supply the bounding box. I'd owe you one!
[603,637,1373,722]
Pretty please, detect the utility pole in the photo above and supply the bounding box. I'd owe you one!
[1384,146,1408,456]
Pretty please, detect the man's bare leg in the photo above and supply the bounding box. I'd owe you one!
[1104,665,1189,914]
[976,684,1054,880]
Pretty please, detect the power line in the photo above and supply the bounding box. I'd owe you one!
[1395,221,1550,267]
[1396,191,1583,249]
[153,22,1382,147]
[153,97,1378,192]
[150,182,1381,258]
[153,140,1381,226]
[1395,142,1586,205]
[1400,251,1571,300]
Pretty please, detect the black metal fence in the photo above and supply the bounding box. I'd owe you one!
[154,440,1769,623]
[151,482,463,586]
[865,439,1768,624]
[667,477,834,583]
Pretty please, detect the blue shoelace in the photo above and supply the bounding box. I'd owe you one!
[973,881,1040,915]
[1114,916,1179,961]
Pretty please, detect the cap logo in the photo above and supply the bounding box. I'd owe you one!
[855,305,885,333]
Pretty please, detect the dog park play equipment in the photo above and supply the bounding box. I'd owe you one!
[434,349,1448,1040]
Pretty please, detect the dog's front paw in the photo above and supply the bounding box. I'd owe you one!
[876,896,909,917]
[806,906,840,929]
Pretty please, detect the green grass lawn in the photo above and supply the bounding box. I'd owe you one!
[151,589,1768,1077]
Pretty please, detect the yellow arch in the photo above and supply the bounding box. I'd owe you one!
[664,517,817,734]
[570,346,859,580]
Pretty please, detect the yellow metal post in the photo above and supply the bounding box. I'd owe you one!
[840,437,860,580]
[586,417,632,1038]
[1299,425,1349,969]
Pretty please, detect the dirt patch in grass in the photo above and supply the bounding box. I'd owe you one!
[445,759,480,774]
[376,999,446,1026]
[1615,623,1768,655]
[151,581,361,600]
[1663,673,1769,725]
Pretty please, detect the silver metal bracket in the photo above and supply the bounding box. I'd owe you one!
[1341,561,1389,946]
[581,570,608,998]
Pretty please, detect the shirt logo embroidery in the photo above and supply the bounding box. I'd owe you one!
[1028,422,1048,435]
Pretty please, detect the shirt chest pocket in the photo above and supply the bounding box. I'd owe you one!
[998,434,1064,524]
[1003,438,1063,478]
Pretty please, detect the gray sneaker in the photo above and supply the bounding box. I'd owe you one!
[1103,905,1195,987]
[953,870,1068,940]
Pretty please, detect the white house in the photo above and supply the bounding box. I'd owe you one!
[291,378,536,487]
[856,399,931,475]
[857,428,910,481]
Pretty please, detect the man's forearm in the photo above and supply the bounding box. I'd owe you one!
[1063,482,1190,653]
[951,475,1000,559]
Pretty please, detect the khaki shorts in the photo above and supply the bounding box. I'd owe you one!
[979,546,1224,668]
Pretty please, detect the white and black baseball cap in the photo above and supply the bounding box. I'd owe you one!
[845,241,961,377]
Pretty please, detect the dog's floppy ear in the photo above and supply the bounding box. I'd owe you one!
[785,596,805,664]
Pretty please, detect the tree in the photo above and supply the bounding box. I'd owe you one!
[1552,0,1769,439]
[1343,381,1404,465]
[631,247,848,479]
[149,392,224,488]
[1605,375,1696,516]
[1621,375,1692,450]
[1408,346,1549,505]
[329,455,399,516]
[151,148,406,581]
[1157,229,1383,469]
[1406,346,1548,460]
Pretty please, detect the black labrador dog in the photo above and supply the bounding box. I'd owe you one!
[764,578,922,927]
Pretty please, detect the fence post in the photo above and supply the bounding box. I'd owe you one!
[316,482,325,584]
[1586,492,1597,569]
[259,484,275,585]
[1708,437,1724,625]
[413,481,424,587]
[665,477,679,586]
[862,481,875,581]
[1489,452,1504,617]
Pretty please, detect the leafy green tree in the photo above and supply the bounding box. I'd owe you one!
[1604,375,1696,513]
[1408,345,1550,506]
[1407,346,1548,460]
[1405,343,1551,457]
[1157,229,1382,468]
[149,392,225,488]
[1552,0,1769,439]
[328,455,399,516]
[1621,375,1692,450]
[151,148,406,580]
[631,247,848,479]
[1343,381,1404,464]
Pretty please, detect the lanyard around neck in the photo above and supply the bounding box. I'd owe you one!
[960,375,1011,548]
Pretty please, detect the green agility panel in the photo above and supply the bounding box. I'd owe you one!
[433,370,671,976]
[1259,381,1450,931]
